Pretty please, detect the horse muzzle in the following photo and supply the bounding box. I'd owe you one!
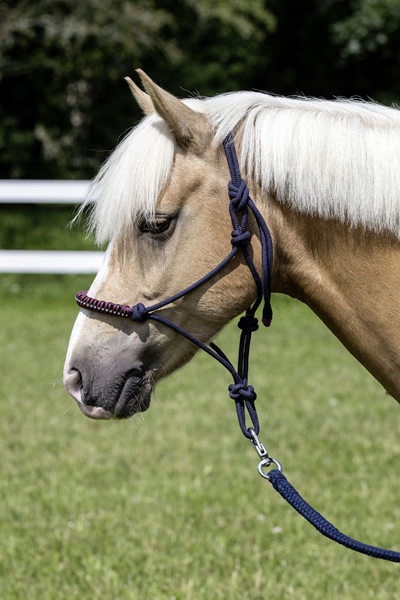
[64,364,153,420]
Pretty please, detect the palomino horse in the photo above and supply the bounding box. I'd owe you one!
[64,70,400,421]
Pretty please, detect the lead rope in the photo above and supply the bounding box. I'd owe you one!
[76,134,400,561]
[224,137,400,562]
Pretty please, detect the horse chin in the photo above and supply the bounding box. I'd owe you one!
[77,403,114,420]
[76,370,154,420]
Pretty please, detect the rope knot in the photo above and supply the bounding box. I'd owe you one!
[130,302,148,322]
[228,179,249,212]
[238,314,259,332]
[231,228,251,247]
[228,382,257,402]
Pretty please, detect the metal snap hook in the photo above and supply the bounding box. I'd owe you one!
[248,427,268,458]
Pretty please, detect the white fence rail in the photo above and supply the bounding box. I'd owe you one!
[0,180,91,204]
[0,180,105,274]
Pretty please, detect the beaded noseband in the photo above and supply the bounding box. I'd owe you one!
[75,134,400,562]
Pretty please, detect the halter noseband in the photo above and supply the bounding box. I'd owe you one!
[76,134,274,439]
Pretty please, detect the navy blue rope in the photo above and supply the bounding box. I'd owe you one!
[129,246,239,319]
[217,138,400,564]
[146,313,239,381]
[268,469,400,562]
[224,134,273,326]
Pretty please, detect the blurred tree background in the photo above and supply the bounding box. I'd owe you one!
[1,0,400,181]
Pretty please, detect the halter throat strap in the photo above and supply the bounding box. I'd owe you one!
[75,134,274,437]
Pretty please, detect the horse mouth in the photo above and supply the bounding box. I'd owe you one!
[77,370,153,420]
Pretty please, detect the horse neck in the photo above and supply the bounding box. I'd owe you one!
[265,201,400,402]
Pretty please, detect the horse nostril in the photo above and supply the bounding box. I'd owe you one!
[64,367,83,402]
[64,365,114,420]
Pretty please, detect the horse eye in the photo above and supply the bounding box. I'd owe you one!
[138,217,173,236]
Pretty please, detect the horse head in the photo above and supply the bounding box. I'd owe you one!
[63,71,263,419]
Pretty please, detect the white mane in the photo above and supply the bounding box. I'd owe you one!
[87,91,400,243]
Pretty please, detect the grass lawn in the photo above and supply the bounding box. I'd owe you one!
[1,274,400,599]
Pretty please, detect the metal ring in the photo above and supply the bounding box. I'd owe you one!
[257,457,283,480]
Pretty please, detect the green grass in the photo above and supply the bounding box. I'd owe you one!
[1,275,400,599]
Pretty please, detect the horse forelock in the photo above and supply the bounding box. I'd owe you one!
[86,90,400,244]
[83,112,175,244]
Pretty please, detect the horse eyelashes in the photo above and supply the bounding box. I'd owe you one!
[138,217,173,235]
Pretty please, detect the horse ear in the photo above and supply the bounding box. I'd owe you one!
[136,69,208,149]
[124,76,155,115]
